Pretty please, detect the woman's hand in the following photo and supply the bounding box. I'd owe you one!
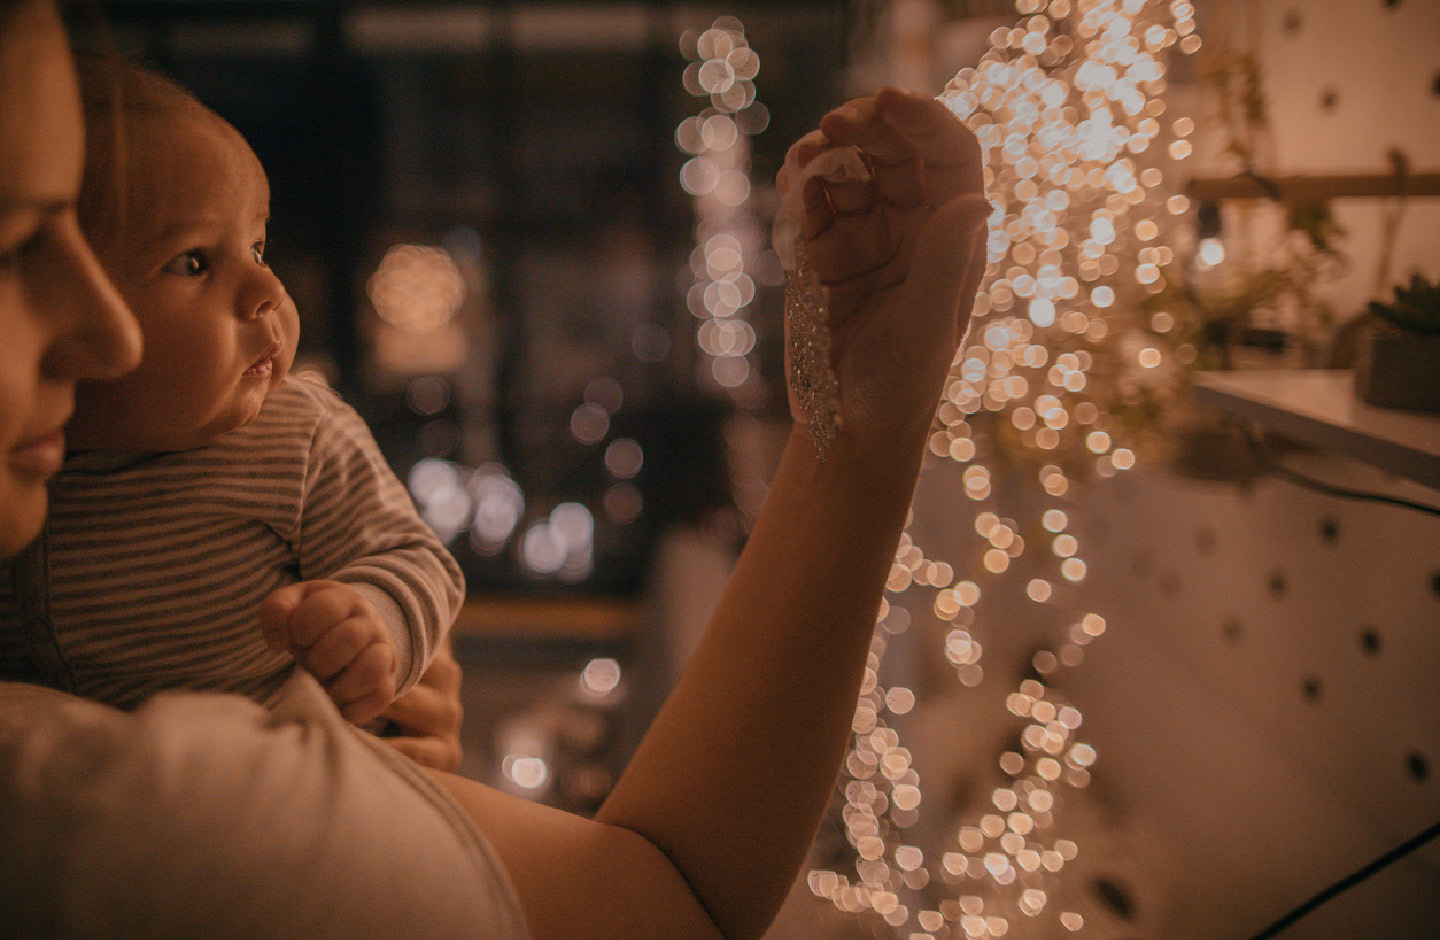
[374,638,464,772]
[777,88,989,454]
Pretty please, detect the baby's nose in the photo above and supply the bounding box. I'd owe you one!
[242,267,288,319]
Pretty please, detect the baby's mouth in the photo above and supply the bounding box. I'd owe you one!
[244,345,282,377]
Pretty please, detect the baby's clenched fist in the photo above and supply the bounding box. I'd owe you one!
[259,580,397,725]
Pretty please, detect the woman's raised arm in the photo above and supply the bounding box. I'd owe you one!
[436,87,989,940]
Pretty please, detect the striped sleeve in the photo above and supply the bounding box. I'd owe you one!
[292,381,465,692]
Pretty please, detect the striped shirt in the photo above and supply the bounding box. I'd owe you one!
[0,376,464,710]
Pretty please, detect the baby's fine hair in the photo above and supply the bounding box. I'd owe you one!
[75,55,230,243]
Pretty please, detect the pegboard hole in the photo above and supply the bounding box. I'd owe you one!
[1221,617,1244,646]
[1301,674,1323,703]
[1320,87,1339,112]
[1405,751,1430,783]
[1319,516,1340,544]
[1267,570,1288,598]
[1430,570,1440,598]
[1159,571,1181,598]
[1359,627,1382,655]
[1090,877,1137,921]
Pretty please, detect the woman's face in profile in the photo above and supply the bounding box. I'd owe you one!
[0,0,140,558]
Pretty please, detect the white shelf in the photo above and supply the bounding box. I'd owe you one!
[1192,369,1440,489]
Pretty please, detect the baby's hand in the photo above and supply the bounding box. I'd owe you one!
[259,580,397,725]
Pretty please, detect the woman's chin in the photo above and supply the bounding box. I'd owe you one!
[0,480,47,559]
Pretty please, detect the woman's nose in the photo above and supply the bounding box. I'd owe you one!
[40,215,142,381]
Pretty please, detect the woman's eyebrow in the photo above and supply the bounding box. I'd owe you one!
[0,197,71,216]
[0,199,70,242]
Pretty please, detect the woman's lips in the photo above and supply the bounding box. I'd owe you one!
[10,429,65,477]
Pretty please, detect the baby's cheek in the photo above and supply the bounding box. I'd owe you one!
[280,310,302,369]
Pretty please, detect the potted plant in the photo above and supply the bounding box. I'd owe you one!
[1355,275,1440,412]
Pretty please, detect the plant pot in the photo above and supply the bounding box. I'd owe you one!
[1354,326,1440,412]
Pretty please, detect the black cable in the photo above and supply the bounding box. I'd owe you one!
[1240,166,1285,203]
[1243,818,1440,940]
[1241,425,1440,518]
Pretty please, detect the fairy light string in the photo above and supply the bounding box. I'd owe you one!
[676,16,785,531]
[806,1,1202,937]
[677,16,770,403]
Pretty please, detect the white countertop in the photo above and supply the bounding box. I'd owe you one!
[1192,369,1440,489]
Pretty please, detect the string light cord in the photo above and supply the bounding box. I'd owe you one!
[1239,424,1440,518]
[1242,818,1440,940]
[1239,165,1284,203]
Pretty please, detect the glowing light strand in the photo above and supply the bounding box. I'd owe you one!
[811,1,1200,936]
[678,17,771,399]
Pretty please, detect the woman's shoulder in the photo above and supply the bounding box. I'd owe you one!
[0,677,531,940]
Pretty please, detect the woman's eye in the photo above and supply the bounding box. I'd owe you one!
[162,250,207,276]
[0,243,24,273]
[0,225,43,273]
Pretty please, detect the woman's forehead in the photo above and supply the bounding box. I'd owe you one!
[0,0,84,208]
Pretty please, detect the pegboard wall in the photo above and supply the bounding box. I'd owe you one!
[886,451,1440,940]
[1180,0,1440,318]
[769,2,1440,936]
[1071,455,1440,939]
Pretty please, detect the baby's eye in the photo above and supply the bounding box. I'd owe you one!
[162,250,208,277]
[251,240,269,266]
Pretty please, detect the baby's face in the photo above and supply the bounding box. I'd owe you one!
[68,108,299,452]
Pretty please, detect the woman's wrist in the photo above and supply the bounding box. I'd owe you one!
[785,410,932,492]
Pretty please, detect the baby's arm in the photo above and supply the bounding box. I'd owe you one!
[285,381,466,699]
[258,580,396,724]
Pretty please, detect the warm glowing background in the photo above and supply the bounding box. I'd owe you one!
[82,1,1439,937]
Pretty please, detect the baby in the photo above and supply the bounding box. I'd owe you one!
[0,59,463,725]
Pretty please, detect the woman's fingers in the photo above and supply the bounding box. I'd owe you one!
[805,199,908,290]
[772,89,990,442]
[385,735,462,773]
[790,88,985,293]
[818,89,982,213]
[873,88,984,197]
[777,129,829,197]
[382,681,459,732]
[776,88,988,335]
[822,176,878,215]
[802,176,836,240]
[818,96,913,165]
[820,109,927,209]
[823,192,989,339]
